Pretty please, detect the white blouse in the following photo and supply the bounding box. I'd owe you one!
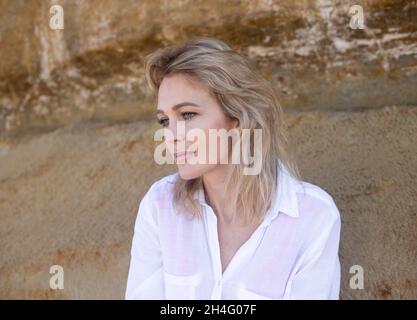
[125,163,341,300]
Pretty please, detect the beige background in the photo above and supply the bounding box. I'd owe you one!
[0,0,416,299]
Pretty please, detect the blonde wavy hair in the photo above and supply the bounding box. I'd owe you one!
[144,36,300,224]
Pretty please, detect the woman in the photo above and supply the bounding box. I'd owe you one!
[125,37,341,300]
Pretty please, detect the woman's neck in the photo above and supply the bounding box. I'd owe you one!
[202,165,241,225]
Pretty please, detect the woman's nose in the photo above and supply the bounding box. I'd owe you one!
[166,120,186,143]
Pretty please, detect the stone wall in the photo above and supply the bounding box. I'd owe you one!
[1,0,417,136]
[0,0,416,299]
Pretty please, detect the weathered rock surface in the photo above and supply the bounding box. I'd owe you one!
[1,0,416,136]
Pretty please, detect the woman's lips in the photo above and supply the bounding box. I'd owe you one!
[174,151,195,162]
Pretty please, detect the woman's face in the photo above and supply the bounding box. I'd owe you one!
[156,73,239,180]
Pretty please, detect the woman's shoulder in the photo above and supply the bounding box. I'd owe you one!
[143,171,179,201]
[134,172,179,223]
[294,178,341,224]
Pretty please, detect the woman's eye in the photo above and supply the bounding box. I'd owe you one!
[157,112,196,127]
[182,112,197,120]
[157,118,169,127]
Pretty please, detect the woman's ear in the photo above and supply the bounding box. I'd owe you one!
[232,118,240,129]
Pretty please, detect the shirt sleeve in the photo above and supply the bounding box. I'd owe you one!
[287,200,341,300]
[125,188,165,299]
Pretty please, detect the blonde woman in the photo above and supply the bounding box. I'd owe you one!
[125,37,341,300]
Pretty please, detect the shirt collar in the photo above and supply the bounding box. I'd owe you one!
[274,161,300,218]
[193,160,301,220]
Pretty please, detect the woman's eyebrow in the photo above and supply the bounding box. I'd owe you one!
[156,102,201,114]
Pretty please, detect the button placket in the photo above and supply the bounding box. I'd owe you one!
[203,204,223,299]
[203,202,278,299]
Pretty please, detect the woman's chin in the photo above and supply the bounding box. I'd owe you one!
[177,163,210,180]
[177,165,199,180]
